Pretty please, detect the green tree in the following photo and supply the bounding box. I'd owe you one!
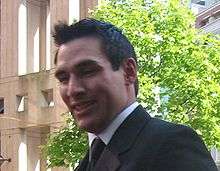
[42,0,220,168]
[41,113,87,168]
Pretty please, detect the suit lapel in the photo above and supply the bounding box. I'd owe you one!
[94,148,120,171]
[108,105,151,154]
[94,105,151,171]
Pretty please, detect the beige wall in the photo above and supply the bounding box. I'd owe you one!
[80,0,98,19]
[0,0,19,78]
[0,0,98,170]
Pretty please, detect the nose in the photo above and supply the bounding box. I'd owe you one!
[66,75,86,98]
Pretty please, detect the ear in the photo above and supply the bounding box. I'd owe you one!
[122,58,137,85]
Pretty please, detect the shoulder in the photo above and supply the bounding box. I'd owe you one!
[143,118,217,170]
[142,117,206,148]
[132,105,195,135]
[147,117,196,136]
[130,105,200,145]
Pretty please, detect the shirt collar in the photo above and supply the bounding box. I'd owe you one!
[88,101,139,146]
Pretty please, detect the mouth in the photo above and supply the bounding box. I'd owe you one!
[72,100,97,115]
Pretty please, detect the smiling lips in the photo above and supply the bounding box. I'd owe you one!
[72,100,96,114]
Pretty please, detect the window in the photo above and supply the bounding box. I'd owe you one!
[69,0,80,24]
[27,0,41,73]
[18,129,27,171]
[0,98,4,114]
[16,95,26,112]
[18,0,27,75]
[18,0,51,74]
[46,1,51,70]
[41,89,54,107]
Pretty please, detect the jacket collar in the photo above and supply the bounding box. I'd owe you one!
[76,105,151,171]
[107,105,151,155]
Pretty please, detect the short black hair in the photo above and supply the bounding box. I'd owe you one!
[53,18,138,96]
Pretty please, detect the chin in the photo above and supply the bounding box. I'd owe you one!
[77,120,95,132]
[79,122,104,134]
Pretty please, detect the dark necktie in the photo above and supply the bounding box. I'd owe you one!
[88,137,106,171]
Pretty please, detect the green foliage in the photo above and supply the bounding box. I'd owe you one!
[42,0,220,168]
[41,113,87,168]
[92,0,220,149]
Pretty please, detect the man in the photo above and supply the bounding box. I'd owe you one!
[53,18,218,171]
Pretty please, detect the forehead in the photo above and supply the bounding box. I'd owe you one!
[56,37,109,69]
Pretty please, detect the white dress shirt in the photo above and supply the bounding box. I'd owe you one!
[88,101,139,147]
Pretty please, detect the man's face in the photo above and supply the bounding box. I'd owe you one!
[55,37,132,134]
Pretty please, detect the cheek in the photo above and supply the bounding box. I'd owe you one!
[59,87,68,103]
[95,86,116,111]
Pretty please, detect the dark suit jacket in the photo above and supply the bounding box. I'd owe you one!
[76,105,218,171]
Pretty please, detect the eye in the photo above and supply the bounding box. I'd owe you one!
[80,67,100,77]
[56,72,69,84]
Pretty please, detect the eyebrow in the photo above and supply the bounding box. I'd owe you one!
[75,60,100,69]
[54,60,100,77]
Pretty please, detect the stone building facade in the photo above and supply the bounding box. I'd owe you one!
[0,0,97,171]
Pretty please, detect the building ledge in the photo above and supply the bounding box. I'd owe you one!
[200,17,220,33]
[197,1,220,17]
